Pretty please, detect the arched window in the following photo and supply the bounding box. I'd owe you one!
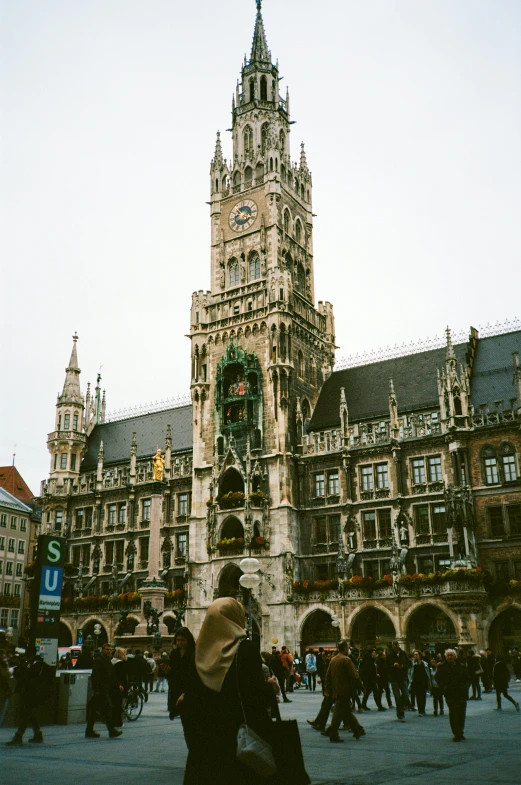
[249,78,255,103]
[298,351,304,378]
[261,122,269,153]
[228,258,239,287]
[260,75,267,101]
[310,358,316,386]
[500,443,518,482]
[295,220,302,245]
[270,157,273,171]
[255,162,264,184]
[243,126,253,157]
[249,251,260,281]
[483,446,499,485]
[283,210,290,234]
[215,178,219,192]
[244,166,253,188]
[279,130,285,154]
[280,164,286,182]
[296,263,305,293]
[64,413,70,430]
[295,178,299,191]
[233,170,241,192]
[302,399,311,431]
[301,184,305,200]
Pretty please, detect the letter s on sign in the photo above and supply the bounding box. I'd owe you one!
[47,540,62,563]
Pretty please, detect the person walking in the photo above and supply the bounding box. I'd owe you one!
[155,652,170,693]
[321,640,365,743]
[305,648,317,692]
[168,627,196,722]
[359,650,385,711]
[143,650,156,694]
[467,650,483,700]
[6,648,55,746]
[493,656,520,712]
[111,647,128,728]
[269,649,291,703]
[281,647,294,694]
[387,640,409,722]
[377,649,393,708]
[85,643,123,739]
[429,658,444,716]
[409,650,431,716]
[436,649,470,741]
[0,649,13,728]
[182,597,273,785]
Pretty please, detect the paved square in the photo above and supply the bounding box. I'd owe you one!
[2,684,520,785]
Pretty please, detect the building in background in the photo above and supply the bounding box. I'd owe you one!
[36,3,521,656]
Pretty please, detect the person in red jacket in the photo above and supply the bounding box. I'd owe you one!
[280,646,294,693]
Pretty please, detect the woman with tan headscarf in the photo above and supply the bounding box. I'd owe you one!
[182,597,272,785]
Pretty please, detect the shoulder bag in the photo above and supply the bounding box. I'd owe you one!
[235,642,277,777]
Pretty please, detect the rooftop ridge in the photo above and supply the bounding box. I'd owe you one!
[335,317,521,372]
[105,394,192,423]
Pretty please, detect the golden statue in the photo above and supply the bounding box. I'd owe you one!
[152,448,165,481]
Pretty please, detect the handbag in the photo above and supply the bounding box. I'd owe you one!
[270,717,311,785]
[235,642,277,777]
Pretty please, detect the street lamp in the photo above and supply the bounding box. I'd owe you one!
[239,557,260,640]
[93,622,102,649]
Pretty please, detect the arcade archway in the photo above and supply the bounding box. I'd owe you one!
[301,610,336,650]
[406,604,457,653]
[218,563,242,598]
[58,621,73,647]
[488,607,521,658]
[349,607,395,650]
[82,619,108,648]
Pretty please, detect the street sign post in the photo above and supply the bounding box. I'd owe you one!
[29,535,66,668]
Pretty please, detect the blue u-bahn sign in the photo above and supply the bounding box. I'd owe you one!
[39,565,64,611]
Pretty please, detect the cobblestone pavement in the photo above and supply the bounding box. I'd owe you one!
[2,683,520,785]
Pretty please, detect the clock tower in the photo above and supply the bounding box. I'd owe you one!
[189,1,335,632]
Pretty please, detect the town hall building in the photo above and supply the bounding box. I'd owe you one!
[35,3,521,657]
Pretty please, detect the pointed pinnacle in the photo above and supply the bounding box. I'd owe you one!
[445,326,456,360]
[250,0,270,63]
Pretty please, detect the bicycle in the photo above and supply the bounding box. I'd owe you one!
[123,681,145,721]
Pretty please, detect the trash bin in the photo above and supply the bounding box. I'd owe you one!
[57,669,91,724]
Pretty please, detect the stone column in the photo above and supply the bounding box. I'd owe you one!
[134,481,168,636]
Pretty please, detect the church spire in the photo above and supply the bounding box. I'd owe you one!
[213,130,223,166]
[60,332,83,406]
[250,0,271,64]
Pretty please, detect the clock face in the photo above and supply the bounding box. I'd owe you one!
[229,199,258,232]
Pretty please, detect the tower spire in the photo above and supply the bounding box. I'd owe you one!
[60,332,83,405]
[250,0,270,64]
[213,130,223,166]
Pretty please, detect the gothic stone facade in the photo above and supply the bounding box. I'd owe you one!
[37,6,521,655]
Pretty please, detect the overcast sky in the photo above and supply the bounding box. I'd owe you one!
[2,0,520,495]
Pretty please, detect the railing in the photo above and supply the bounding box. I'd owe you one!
[293,579,486,603]
[411,481,444,495]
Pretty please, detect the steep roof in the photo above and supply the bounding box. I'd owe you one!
[470,330,521,411]
[0,466,35,505]
[0,486,32,514]
[81,405,193,470]
[310,342,469,430]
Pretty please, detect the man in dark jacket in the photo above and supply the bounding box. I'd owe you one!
[322,640,365,742]
[436,649,470,741]
[6,649,55,745]
[85,643,123,738]
[387,640,409,721]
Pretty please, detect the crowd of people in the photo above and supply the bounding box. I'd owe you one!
[304,641,520,743]
[2,626,521,781]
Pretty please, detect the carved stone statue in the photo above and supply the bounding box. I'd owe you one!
[399,522,409,545]
[153,448,165,481]
[144,600,163,635]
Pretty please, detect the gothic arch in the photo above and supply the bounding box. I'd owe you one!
[402,601,459,649]
[219,467,245,497]
[81,618,109,646]
[217,562,243,598]
[295,219,302,245]
[346,604,397,648]
[59,619,73,647]
[244,165,253,188]
[220,516,244,540]
[484,602,521,657]
[244,125,253,156]
[298,605,338,649]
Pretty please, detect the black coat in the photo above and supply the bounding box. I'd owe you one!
[493,661,511,691]
[436,660,469,699]
[387,648,409,682]
[182,639,272,785]
[168,647,197,717]
[91,654,120,695]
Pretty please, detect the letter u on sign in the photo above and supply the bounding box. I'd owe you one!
[44,570,59,592]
